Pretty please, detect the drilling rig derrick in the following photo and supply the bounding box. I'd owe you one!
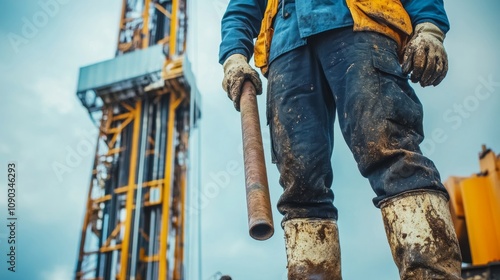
[75,1,200,279]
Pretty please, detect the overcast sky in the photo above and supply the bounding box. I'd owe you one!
[0,1,499,280]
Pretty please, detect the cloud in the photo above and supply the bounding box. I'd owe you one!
[31,76,77,114]
[41,265,73,280]
[0,142,11,155]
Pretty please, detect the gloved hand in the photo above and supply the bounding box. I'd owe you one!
[402,22,448,87]
[222,54,262,111]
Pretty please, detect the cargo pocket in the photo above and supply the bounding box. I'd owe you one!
[372,46,407,80]
[371,47,424,134]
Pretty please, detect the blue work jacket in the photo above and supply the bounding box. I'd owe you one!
[219,0,450,67]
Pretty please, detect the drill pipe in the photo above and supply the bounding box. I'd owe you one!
[240,81,274,240]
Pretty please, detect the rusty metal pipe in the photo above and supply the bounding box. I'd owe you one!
[240,81,274,240]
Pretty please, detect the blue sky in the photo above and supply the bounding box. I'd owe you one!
[0,1,499,280]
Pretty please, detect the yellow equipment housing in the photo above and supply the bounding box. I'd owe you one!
[445,146,500,267]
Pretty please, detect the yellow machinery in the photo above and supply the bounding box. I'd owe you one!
[445,145,500,279]
[74,0,201,279]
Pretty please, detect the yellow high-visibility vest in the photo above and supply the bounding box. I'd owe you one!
[254,0,413,75]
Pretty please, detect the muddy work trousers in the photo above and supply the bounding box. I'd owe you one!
[266,28,448,222]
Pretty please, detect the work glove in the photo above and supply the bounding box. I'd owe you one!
[402,22,448,87]
[222,54,262,111]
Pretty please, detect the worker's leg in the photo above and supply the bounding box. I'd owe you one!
[267,44,341,279]
[315,28,462,279]
[267,45,336,222]
[315,28,444,204]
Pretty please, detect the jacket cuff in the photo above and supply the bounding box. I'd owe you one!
[220,49,250,65]
[413,19,449,35]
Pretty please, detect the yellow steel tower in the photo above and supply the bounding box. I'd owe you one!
[74,0,201,279]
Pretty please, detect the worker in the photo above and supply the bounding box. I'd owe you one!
[219,0,462,279]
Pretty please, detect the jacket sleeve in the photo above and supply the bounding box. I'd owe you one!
[219,0,266,65]
[401,0,450,33]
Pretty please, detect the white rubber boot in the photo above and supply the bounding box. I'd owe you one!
[283,218,342,280]
[381,191,463,280]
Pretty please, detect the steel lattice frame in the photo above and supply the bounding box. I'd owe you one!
[75,0,195,279]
